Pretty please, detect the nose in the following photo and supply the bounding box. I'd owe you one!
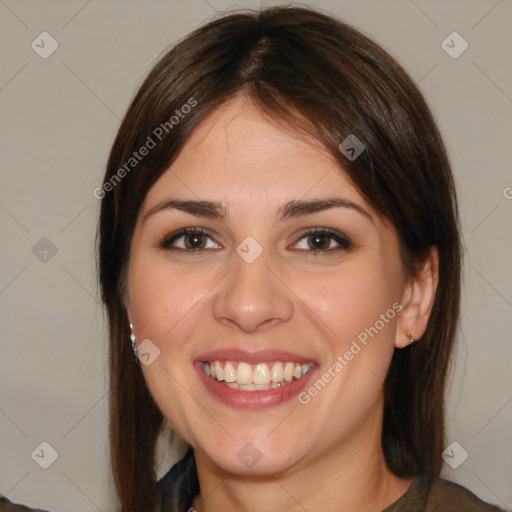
[212,245,294,333]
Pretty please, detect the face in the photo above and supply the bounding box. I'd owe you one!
[126,95,408,477]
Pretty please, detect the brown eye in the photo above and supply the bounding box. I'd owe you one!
[159,227,220,253]
[182,233,207,250]
[293,228,352,254]
[307,233,332,251]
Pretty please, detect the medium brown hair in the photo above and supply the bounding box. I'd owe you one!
[97,5,461,510]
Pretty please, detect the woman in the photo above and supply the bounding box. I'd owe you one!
[97,6,505,512]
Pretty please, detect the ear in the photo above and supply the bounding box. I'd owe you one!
[395,246,439,348]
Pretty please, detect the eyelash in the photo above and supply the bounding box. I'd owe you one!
[157,227,352,256]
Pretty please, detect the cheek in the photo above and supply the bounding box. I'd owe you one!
[299,262,400,349]
[127,256,212,439]
[128,255,206,342]
[294,265,400,435]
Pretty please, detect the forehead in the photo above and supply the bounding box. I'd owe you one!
[141,95,367,213]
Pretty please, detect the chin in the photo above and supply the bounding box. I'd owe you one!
[193,429,309,477]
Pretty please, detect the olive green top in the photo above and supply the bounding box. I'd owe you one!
[157,448,507,512]
[0,498,48,512]
[382,472,506,511]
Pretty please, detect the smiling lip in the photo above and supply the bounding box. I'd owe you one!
[194,349,317,409]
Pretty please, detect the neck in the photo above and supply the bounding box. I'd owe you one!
[190,401,412,512]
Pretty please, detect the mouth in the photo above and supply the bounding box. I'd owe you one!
[194,350,317,409]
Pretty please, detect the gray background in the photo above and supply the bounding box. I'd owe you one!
[1,0,511,510]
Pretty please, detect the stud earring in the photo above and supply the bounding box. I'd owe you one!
[406,331,415,344]
[130,323,139,361]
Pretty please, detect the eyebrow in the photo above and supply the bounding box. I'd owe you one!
[142,197,374,224]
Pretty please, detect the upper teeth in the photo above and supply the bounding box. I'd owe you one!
[203,360,313,386]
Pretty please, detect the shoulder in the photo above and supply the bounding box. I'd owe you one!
[0,497,49,512]
[383,474,506,512]
[425,477,507,512]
